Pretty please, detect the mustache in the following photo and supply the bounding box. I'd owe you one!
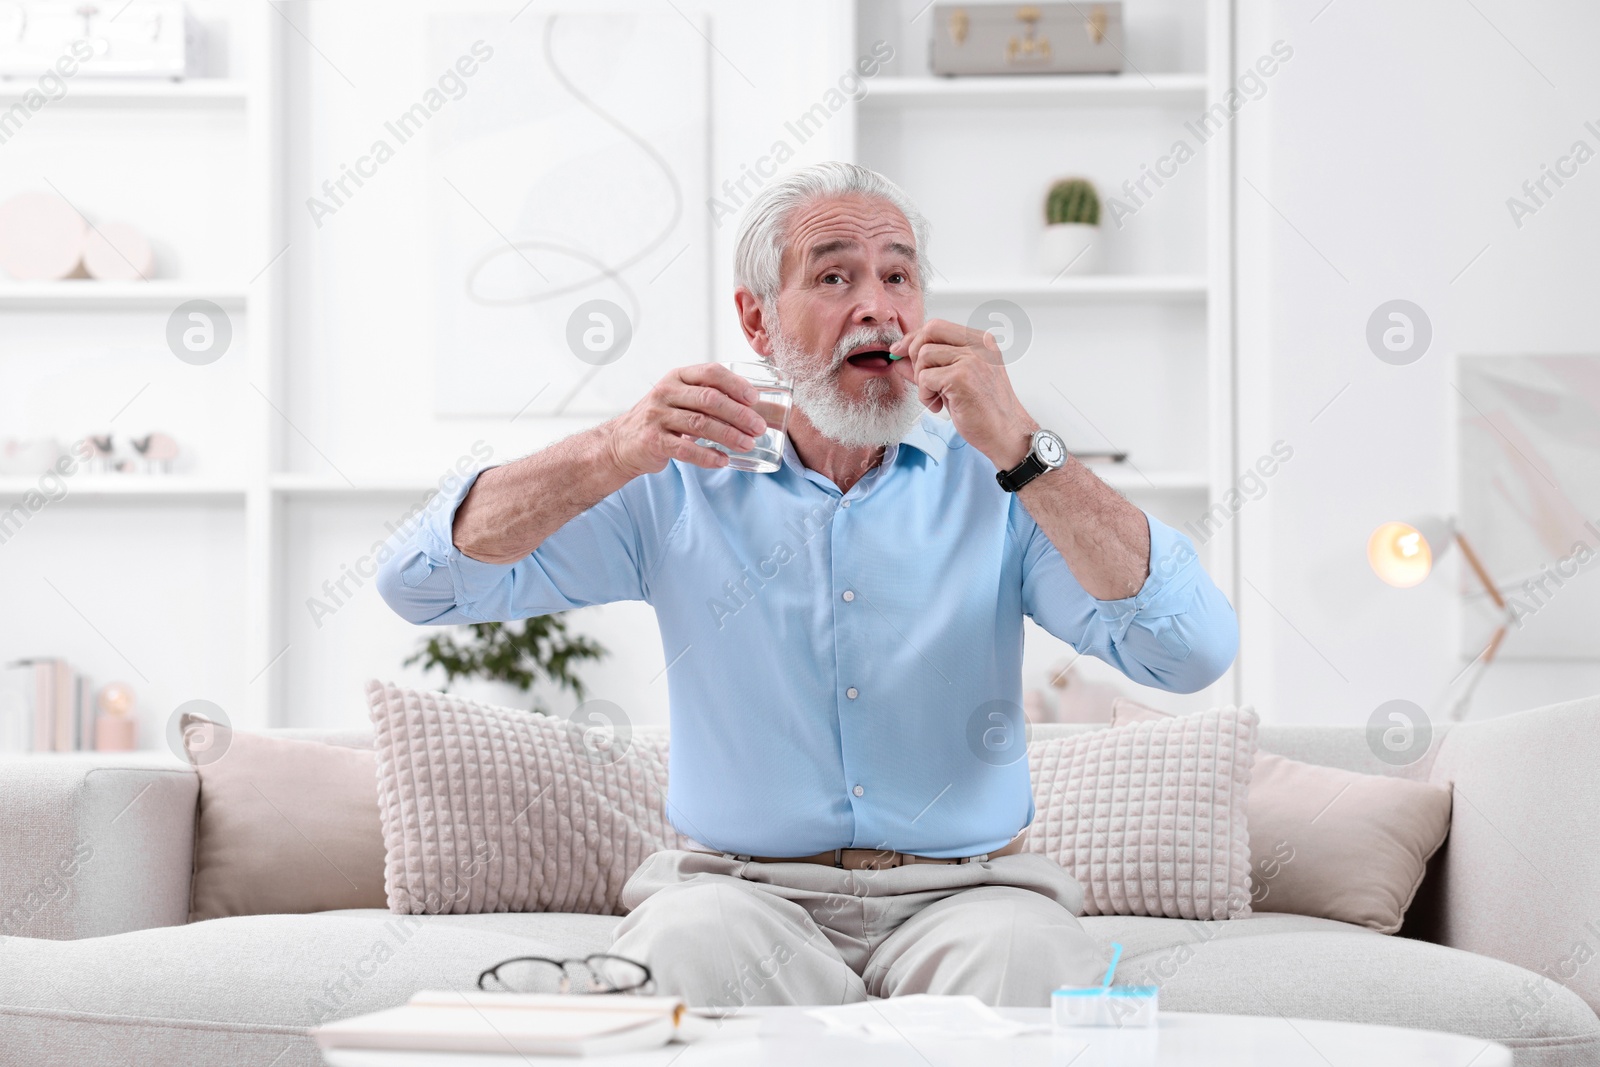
[827,325,905,372]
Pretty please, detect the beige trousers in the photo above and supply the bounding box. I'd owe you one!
[609,849,1104,1009]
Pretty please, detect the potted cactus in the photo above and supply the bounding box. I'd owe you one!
[1037,177,1102,276]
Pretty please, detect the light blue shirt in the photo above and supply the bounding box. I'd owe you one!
[377,413,1238,858]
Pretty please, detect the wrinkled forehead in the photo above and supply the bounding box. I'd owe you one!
[780,194,918,286]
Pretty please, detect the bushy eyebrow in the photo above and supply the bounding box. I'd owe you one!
[804,238,918,269]
[805,238,855,264]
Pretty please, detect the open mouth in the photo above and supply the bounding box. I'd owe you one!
[844,349,894,371]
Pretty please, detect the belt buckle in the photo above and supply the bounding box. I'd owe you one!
[836,847,903,870]
[864,848,905,871]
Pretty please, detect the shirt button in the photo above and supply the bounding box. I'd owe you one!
[846,687,858,699]
[842,590,855,602]
[853,785,864,797]
[841,499,852,508]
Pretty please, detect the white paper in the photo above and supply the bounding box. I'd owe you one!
[805,994,1052,1041]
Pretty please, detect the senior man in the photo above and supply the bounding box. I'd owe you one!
[378,161,1237,1008]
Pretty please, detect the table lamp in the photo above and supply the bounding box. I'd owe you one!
[94,681,138,751]
[1367,516,1513,720]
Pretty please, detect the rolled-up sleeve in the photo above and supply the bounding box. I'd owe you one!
[1018,507,1238,693]
[376,463,680,626]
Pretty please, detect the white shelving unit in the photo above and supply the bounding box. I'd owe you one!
[3,5,527,737]
[845,0,1238,705]
[0,4,286,738]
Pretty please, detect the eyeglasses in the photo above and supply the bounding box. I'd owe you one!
[476,954,653,995]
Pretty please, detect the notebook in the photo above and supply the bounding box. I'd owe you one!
[312,991,722,1057]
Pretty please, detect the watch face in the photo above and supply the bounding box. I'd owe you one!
[1034,430,1066,468]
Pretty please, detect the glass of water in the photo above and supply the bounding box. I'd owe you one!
[696,360,792,473]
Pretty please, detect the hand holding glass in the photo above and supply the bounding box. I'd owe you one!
[693,360,792,473]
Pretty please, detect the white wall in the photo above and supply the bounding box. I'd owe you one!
[1235,0,1600,725]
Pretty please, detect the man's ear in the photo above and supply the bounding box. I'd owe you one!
[733,286,774,357]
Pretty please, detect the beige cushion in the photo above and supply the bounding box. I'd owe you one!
[1111,698,1452,934]
[1025,705,1259,921]
[364,679,686,917]
[180,714,388,922]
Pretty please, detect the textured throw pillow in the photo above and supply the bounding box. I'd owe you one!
[180,714,388,922]
[1027,705,1258,921]
[364,679,686,917]
[1110,698,1453,934]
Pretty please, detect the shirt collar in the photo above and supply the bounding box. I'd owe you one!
[781,412,953,476]
[897,412,952,465]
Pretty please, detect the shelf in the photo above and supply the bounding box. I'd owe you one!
[269,476,448,498]
[0,476,454,503]
[1083,468,1209,493]
[0,282,248,311]
[928,275,1207,301]
[0,477,246,502]
[862,73,1207,108]
[0,79,248,108]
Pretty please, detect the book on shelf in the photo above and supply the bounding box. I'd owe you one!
[1,658,97,753]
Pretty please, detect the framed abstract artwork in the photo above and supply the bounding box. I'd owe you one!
[428,9,711,418]
[1457,355,1600,660]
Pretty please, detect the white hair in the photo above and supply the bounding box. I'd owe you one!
[732,161,933,304]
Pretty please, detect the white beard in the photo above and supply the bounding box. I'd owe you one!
[767,322,927,448]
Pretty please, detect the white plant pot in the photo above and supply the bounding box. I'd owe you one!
[1036,222,1102,276]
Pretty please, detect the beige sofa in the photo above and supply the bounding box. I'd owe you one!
[1,694,1598,1066]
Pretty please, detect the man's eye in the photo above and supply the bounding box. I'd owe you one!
[822,272,844,284]
[888,272,906,284]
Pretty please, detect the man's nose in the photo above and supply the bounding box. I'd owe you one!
[854,277,898,327]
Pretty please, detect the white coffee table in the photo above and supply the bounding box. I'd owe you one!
[320,1006,1513,1066]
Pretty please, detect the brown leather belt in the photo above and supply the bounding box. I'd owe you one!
[703,831,1027,871]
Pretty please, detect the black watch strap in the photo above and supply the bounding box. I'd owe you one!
[995,451,1049,493]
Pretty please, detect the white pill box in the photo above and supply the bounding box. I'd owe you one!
[1052,985,1159,1028]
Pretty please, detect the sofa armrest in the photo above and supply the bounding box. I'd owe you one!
[0,753,197,940]
[1428,693,1600,1018]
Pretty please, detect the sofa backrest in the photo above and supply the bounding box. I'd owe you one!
[271,720,1450,782]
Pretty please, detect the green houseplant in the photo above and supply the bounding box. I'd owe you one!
[1038,177,1102,276]
[403,615,607,715]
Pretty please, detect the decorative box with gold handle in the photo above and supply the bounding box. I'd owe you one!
[930,3,1124,76]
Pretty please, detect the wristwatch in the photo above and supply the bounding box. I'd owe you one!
[995,428,1067,492]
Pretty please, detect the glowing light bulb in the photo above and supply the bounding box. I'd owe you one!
[1367,520,1448,589]
[98,682,135,717]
